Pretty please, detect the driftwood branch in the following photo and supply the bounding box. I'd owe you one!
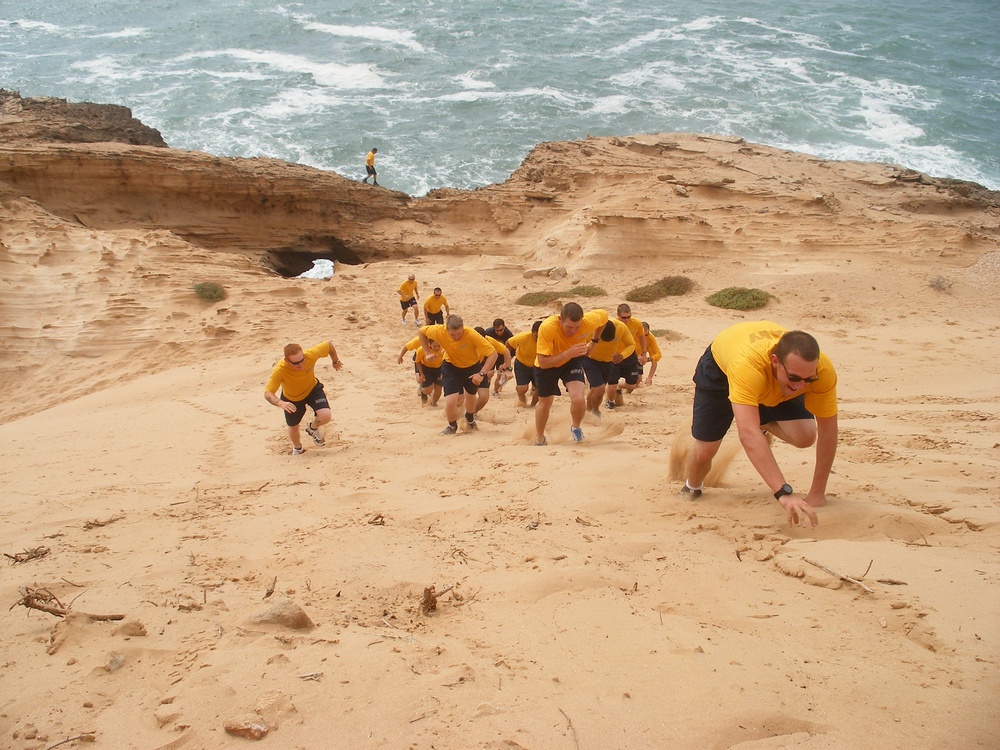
[4,546,50,564]
[43,733,96,749]
[11,587,125,621]
[83,515,124,530]
[804,558,874,594]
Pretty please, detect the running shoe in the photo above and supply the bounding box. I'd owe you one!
[570,427,584,442]
[304,423,325,445]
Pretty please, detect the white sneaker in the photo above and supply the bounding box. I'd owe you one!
[292,446,305,455]
[304,424,325,446]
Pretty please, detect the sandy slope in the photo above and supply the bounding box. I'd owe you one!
[1,111,999,748]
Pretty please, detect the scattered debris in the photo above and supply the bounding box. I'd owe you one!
[10,587,125,621]
[83,515,124,530]
[804,558,874,594]
[4,546,50,564]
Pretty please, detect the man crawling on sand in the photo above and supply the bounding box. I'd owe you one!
[264,341,343,455]
[681,321,838,528]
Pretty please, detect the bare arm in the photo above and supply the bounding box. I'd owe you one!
[327,342,343,370]
[807,415,838,502]
[733,403,818,528]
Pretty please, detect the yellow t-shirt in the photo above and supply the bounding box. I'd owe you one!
[421,325,497,369]
[366,150,376,167]
[535,309,609,367]
[645,332,662,362]
[404,337,443,369]
[710,321,837,417]
[424,293,448,314]
[588,319,635,363]
[264,342,331,402]
[398,279,418,302]
[621,316,647,356]
[506,330,538,367]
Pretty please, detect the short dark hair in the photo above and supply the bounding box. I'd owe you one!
[493,318,504,328]
[560,302,584,321]
[600,321,616,341]
[474,326,487,336]
[774,330,820,362]
[531,320,542,334]
[617,303,632,315]
[434,287,442,293]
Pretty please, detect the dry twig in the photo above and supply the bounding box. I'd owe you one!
[4,546,50,564]
[804,558,874,594]
[11,587,125,621]
[263,577,277,599]
[43,733,96,749]
[83,515,123,530]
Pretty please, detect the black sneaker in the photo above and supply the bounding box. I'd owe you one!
[440,424,458,436]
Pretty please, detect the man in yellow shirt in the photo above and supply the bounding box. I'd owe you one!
[682,321,838,528]
[419,315,498,435]
[362,147,378,185]
[642,322,662,386]
[423,287,450,325]
[534,303,609,445]
[398,337,444,405]
[506,320,541,407]
[397,273,420,325]
[264,341,343,454]
[583,319,635,418]
[607,303,647,407]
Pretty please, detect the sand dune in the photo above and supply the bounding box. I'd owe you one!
[1,94,999,748]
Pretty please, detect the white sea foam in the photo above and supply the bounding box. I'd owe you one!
[298,19,425,53]
[298,259,335,279]
[96,27,149,39]
[179,49,385,89]
[453,73,496,90]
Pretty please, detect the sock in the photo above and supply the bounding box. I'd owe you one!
[684,481,704,491]
[465,413,475,423]
[449,421,458,429]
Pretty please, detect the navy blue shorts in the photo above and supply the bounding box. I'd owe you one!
[582,357,613,388]
[415,364,442,388]
[442,359,486,397]
[610,352,641,386]
[513,359,535,387]
[534,356,586,397]
[691,346,813,442]
[400,298,417,310]
[281,381,329,427]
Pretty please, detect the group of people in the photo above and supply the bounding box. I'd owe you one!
[264,273,839,528]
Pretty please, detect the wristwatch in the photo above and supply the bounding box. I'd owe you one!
[774,484,794,501]
[591,337,599,343]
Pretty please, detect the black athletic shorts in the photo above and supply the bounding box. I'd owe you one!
[691,345,813,442]
[609,352,641,386]
[442,359,486,397]
[534,356,586,397]
[582,357,613,388]
[400,297,417,310]
[425,311,444,325]
[419,365,443,389]
[513,359,535,387]
[281,381,330,427]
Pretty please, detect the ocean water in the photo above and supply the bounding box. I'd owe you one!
[2,0,998,196]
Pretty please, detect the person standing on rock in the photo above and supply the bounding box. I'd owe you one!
[362,147,378,185]
[679,321,838,528]
[265,341,343,455]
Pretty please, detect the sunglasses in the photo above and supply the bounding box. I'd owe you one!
[287,357,305,366]
[780,360,818,384]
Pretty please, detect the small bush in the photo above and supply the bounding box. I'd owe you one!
[929,275,953,293]
[193,281,227,302]
[626,275,694,303]
[705,287,770,311]
[516,291,563,306]
[652,328,684,341]
[567,285,606,297]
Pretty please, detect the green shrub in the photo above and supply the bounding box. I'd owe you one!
[929,275,953,293]
[567,285,606,297]
[626,275,694,302]
[193,281,227,302]
[516,291,563,306]
[705,287,770,310]
[652,329,684,341]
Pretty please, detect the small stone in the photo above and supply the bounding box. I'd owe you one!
[246,596,314,630]
[224,714,270,740]
[113,620,147,637]
[105,652,126,673]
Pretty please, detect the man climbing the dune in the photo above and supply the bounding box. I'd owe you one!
[680,321,838,528]
[264,341,343,455]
